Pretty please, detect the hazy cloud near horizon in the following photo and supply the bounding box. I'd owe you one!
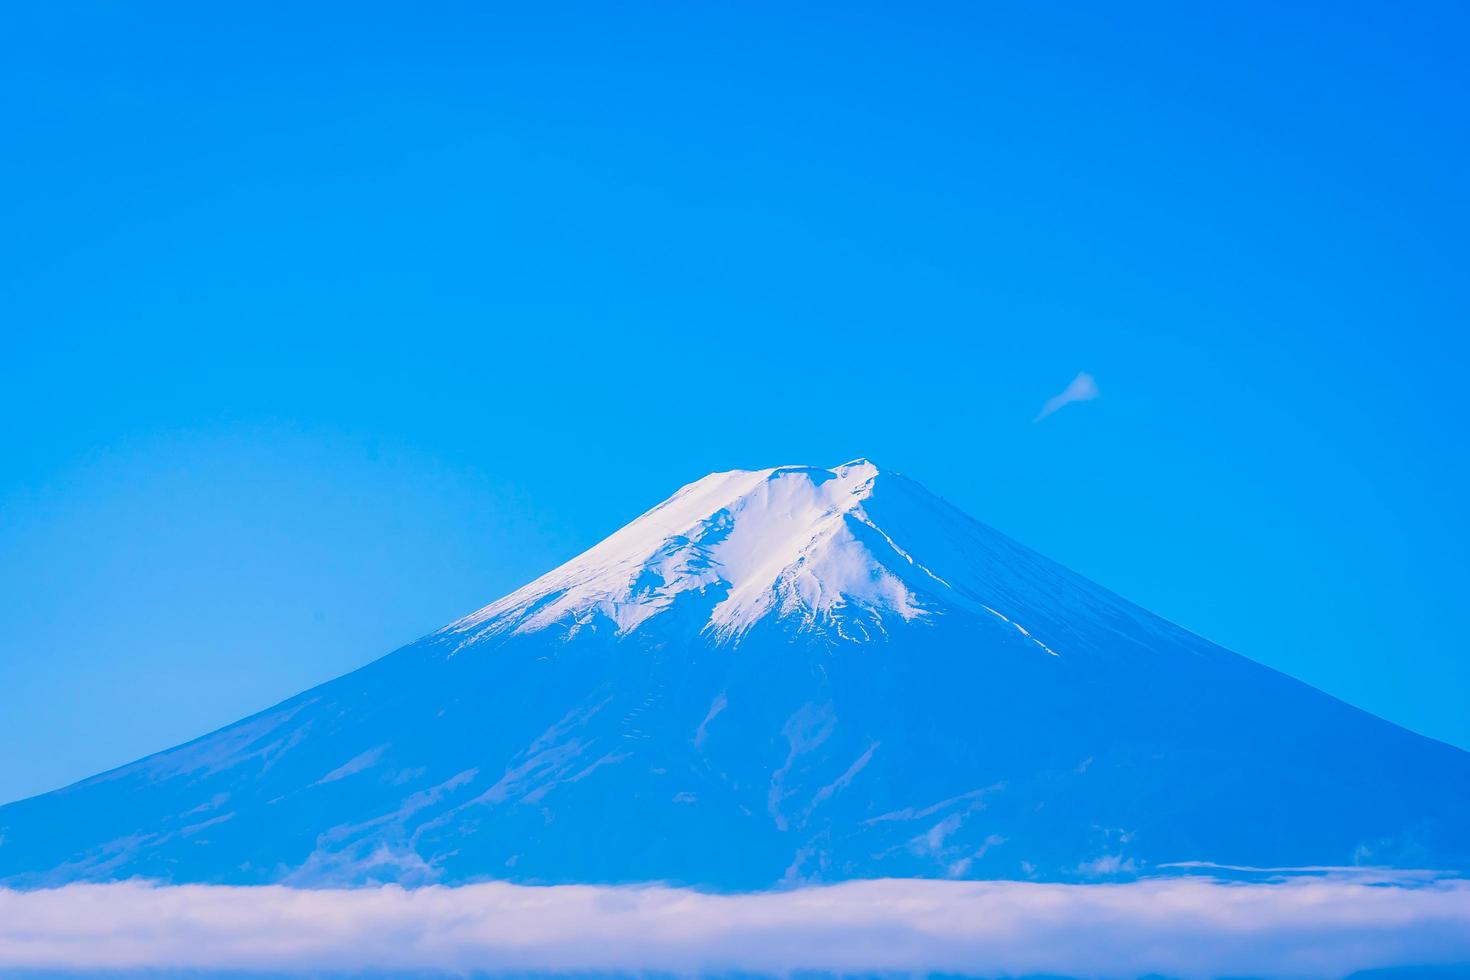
[1,876,1467,977]
[1035,371,1100,421]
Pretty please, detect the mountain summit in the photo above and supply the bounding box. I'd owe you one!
[448,459,930,644]
[445,459,1082,649]
[2,461,1468,888]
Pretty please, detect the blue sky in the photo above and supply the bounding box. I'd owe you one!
[2,1,1467,805]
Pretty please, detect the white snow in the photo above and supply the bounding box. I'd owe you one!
[443,459,1072,650]
[982,605,1060,657]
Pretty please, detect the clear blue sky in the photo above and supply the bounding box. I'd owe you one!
[2,2,1466,805]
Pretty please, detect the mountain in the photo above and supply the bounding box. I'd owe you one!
[2,459,1468,888]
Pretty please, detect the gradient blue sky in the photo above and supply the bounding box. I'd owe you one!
[2,2,1467,805]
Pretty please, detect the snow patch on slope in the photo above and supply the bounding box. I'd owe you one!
[444,460,947,645]
[437,458,1094,658]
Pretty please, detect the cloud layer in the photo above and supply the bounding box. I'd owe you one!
[1035,371,1101,421]
[1,875,1469,977]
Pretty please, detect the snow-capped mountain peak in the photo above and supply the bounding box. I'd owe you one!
[7,459,1470,891]
[446,458,957,645]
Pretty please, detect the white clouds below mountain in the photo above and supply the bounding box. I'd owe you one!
[2,874,1468,978]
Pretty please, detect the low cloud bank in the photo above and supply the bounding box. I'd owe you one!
[1,875,1468,977]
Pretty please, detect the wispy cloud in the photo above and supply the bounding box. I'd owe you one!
[1,875,1467,977]
[1035,371,1100,421]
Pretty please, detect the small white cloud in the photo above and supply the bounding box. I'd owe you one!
[0,875,1467,976]
[1034,371,1101,422]
[1077,853,1137,876]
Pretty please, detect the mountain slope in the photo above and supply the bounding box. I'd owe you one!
[2,460,1467,888]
